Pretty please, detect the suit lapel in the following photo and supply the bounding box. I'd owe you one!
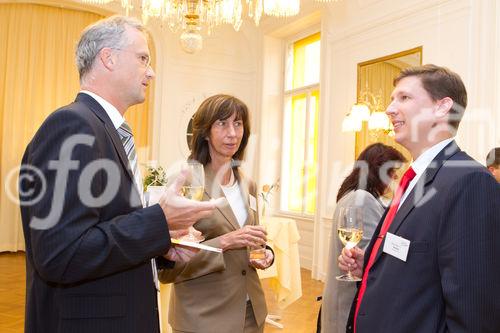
[75,93,135,184]
[371,141,461,265]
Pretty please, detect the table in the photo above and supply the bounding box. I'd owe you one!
[259,216,302,309]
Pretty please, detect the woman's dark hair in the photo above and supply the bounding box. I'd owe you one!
[189,94,250,165]
[336,143,407,202]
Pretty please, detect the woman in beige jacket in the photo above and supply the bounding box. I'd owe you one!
[159,94,273,333]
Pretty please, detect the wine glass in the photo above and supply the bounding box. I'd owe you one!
[179,160,205,242]
[336,206,363,282]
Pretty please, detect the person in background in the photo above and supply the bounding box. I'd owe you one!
[339,64,500,332]
[486,147,500,182]
[319,143,406,333]
[19,15,215,333]
[159,94,273,333]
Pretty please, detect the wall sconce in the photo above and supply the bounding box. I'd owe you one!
[342,89,393,136]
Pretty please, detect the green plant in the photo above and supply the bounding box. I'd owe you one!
[143,165,167,192]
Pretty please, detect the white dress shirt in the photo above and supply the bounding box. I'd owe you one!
[399,137,455,208]
[80,90,124,129]
[221,172,248,227]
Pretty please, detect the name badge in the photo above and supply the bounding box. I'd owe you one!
[249,195,257,212]
[383,232,410,262]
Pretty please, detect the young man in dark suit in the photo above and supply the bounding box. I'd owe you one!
[339,65,500,332]
[19,16,216,333]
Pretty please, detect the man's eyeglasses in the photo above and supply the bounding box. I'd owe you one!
[111,48,151,68]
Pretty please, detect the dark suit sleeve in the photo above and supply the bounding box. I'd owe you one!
[438,171,500,332]
[156,256,175,270]
[20,110,171,284]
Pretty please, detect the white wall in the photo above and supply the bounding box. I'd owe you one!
[148,24,263,174]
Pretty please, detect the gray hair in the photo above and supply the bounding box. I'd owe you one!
[76,15,146,81]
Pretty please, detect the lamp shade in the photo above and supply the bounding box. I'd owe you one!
[342,114,362,132]
[368,111,390,130]
[350,103,370,122]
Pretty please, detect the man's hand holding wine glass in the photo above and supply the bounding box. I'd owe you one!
[158,169,222,234]
[338,246,365,279]
[336,207,364,282]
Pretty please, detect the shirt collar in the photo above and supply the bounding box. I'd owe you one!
[410,137,455,177]
[80,90,125,130]
[398,137,454,208]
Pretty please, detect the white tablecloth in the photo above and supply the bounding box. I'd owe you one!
[258,216,302,309]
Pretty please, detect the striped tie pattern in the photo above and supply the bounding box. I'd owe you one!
[117,121,159,292]
[117,121,142,196]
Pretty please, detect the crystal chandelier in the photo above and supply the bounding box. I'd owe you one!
[80,0,338,53]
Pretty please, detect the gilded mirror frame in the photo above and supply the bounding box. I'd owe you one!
[354,46,423,160]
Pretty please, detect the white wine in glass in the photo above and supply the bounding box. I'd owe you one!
[337,227,363,250]
[181,185,204,201]
[336,206,363,282]
[180,160,205,242]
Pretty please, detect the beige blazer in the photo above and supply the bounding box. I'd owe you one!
[158,166,267,333]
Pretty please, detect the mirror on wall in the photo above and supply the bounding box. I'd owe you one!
[354,47,422,161]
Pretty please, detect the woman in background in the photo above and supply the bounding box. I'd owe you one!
[159,94,273,333]
[320,143,407,333]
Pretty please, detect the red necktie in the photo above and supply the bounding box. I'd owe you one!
[353,167,416,332]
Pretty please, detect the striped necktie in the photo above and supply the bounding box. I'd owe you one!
[117,121,159,292]
[117,121,142,200]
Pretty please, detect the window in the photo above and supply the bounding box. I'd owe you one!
[281,32,320,216]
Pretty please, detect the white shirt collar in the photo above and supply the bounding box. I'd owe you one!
[80,90,125,130]
[399,137,455,207]
[411,137,455,176]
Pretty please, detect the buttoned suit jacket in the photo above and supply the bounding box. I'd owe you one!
[20,93,172,333]
[346,141,500,333]
[158,166,268,333]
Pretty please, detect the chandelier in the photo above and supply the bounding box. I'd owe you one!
[80,0,338,53]
[342,89,393,135]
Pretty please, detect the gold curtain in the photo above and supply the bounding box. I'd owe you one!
[0,3,153,251]
[127,41,154,164]
[354,62,411,161]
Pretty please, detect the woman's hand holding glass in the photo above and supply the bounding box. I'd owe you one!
[219,225,267,252]
[249,247,273,270]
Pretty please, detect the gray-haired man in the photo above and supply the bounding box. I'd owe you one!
[20,15,215,333]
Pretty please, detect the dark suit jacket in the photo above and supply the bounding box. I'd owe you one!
[19,93,172,333]
[346,141,500,333]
